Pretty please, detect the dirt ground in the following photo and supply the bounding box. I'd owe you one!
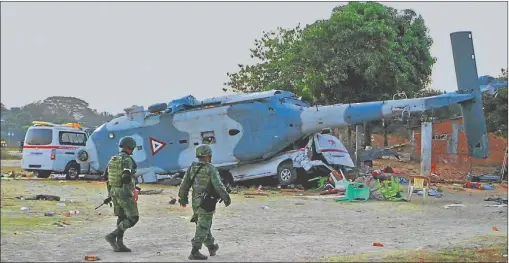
[1,178,507,262]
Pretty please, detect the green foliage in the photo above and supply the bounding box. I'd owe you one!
[1,96,115,142]
[225,2,436,105]
[483,68,508,137]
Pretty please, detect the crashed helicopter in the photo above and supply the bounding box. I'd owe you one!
[76,31,508,185]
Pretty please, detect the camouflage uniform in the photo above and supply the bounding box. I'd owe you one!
[104,136,139,252]
[179,144,231,260]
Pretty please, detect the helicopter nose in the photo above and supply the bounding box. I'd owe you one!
[79,138,100,172]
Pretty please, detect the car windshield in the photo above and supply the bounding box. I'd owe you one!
[25,128,53,145]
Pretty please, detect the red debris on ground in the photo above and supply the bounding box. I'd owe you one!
[371,118,507,182]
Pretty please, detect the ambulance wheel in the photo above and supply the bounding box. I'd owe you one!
[277,162,297,186]
[35,171,51,179]
[65,163,80,180]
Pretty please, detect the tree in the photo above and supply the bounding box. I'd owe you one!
[226,3,435,147]
[226,2,435,107]
[483,68,508,137]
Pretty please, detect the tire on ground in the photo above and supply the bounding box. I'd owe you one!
[277,161,298,186]
[65,162,80,180]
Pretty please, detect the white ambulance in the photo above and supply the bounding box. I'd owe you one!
[21,121,90,179]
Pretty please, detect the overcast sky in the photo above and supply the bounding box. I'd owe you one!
[1,1,507,114]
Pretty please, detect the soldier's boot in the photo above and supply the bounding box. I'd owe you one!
[207,244,219,256]
[116,232,131,252]
[105,229,120,252]
[188,247,208,260]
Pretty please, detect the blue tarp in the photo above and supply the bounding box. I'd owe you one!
[168,95,201,114]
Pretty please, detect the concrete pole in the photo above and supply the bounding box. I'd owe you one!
[347,126,353,153]
[420,122,432,177]
[355,125,363,167]
[447,121,459,162]
[409,128,415,162]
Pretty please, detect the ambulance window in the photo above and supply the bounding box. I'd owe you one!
[25,128,53,145]
[76,133,87,144]
[59,132,87,146]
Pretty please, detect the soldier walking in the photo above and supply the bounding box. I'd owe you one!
[178,144,231,260]
[102,136,139,252]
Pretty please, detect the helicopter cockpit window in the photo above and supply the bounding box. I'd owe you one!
[283,98,309,108]
[201,131,216,145]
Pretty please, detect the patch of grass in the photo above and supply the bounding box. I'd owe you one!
[326,254,369,262]
[0,180,100,235]
[325,236,508,262]
[0,149,21,160]
[0,214,70,234]
[384,243,507,262]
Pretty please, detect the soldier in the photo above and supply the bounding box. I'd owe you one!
[178,144,231,260]
[102,136,139,252]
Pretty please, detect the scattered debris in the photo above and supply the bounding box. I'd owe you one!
[464,182,496,190]
[299,195,340,199]
[294,202,304,206]
[54,221,71,228]
[260,205,270,209]
[244,192,269,196]
[56,203,66,207]
[44,211,55,216]
[355,176,383,200]
[417,189,442,197]
[484,204,508,208]
[139,189,164,195]
[484,196,508,204]
[64,210,80,217]
[467,173,502,183]
[444,204,466,209]
[244,196,254,199]
[16,194,61,201]
[483,184,495,190]
[280,189,304,193]
[319,189,341,195]
[361,145,405,162]
[20,207,29,212]
[169,198,177,205]
[492,227,499,232]
[84,255,100,261]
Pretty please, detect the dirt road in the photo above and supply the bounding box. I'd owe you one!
[1,179,507,262]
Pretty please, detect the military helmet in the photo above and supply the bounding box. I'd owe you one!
[196,144,212,158]
[119,136,137,149]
